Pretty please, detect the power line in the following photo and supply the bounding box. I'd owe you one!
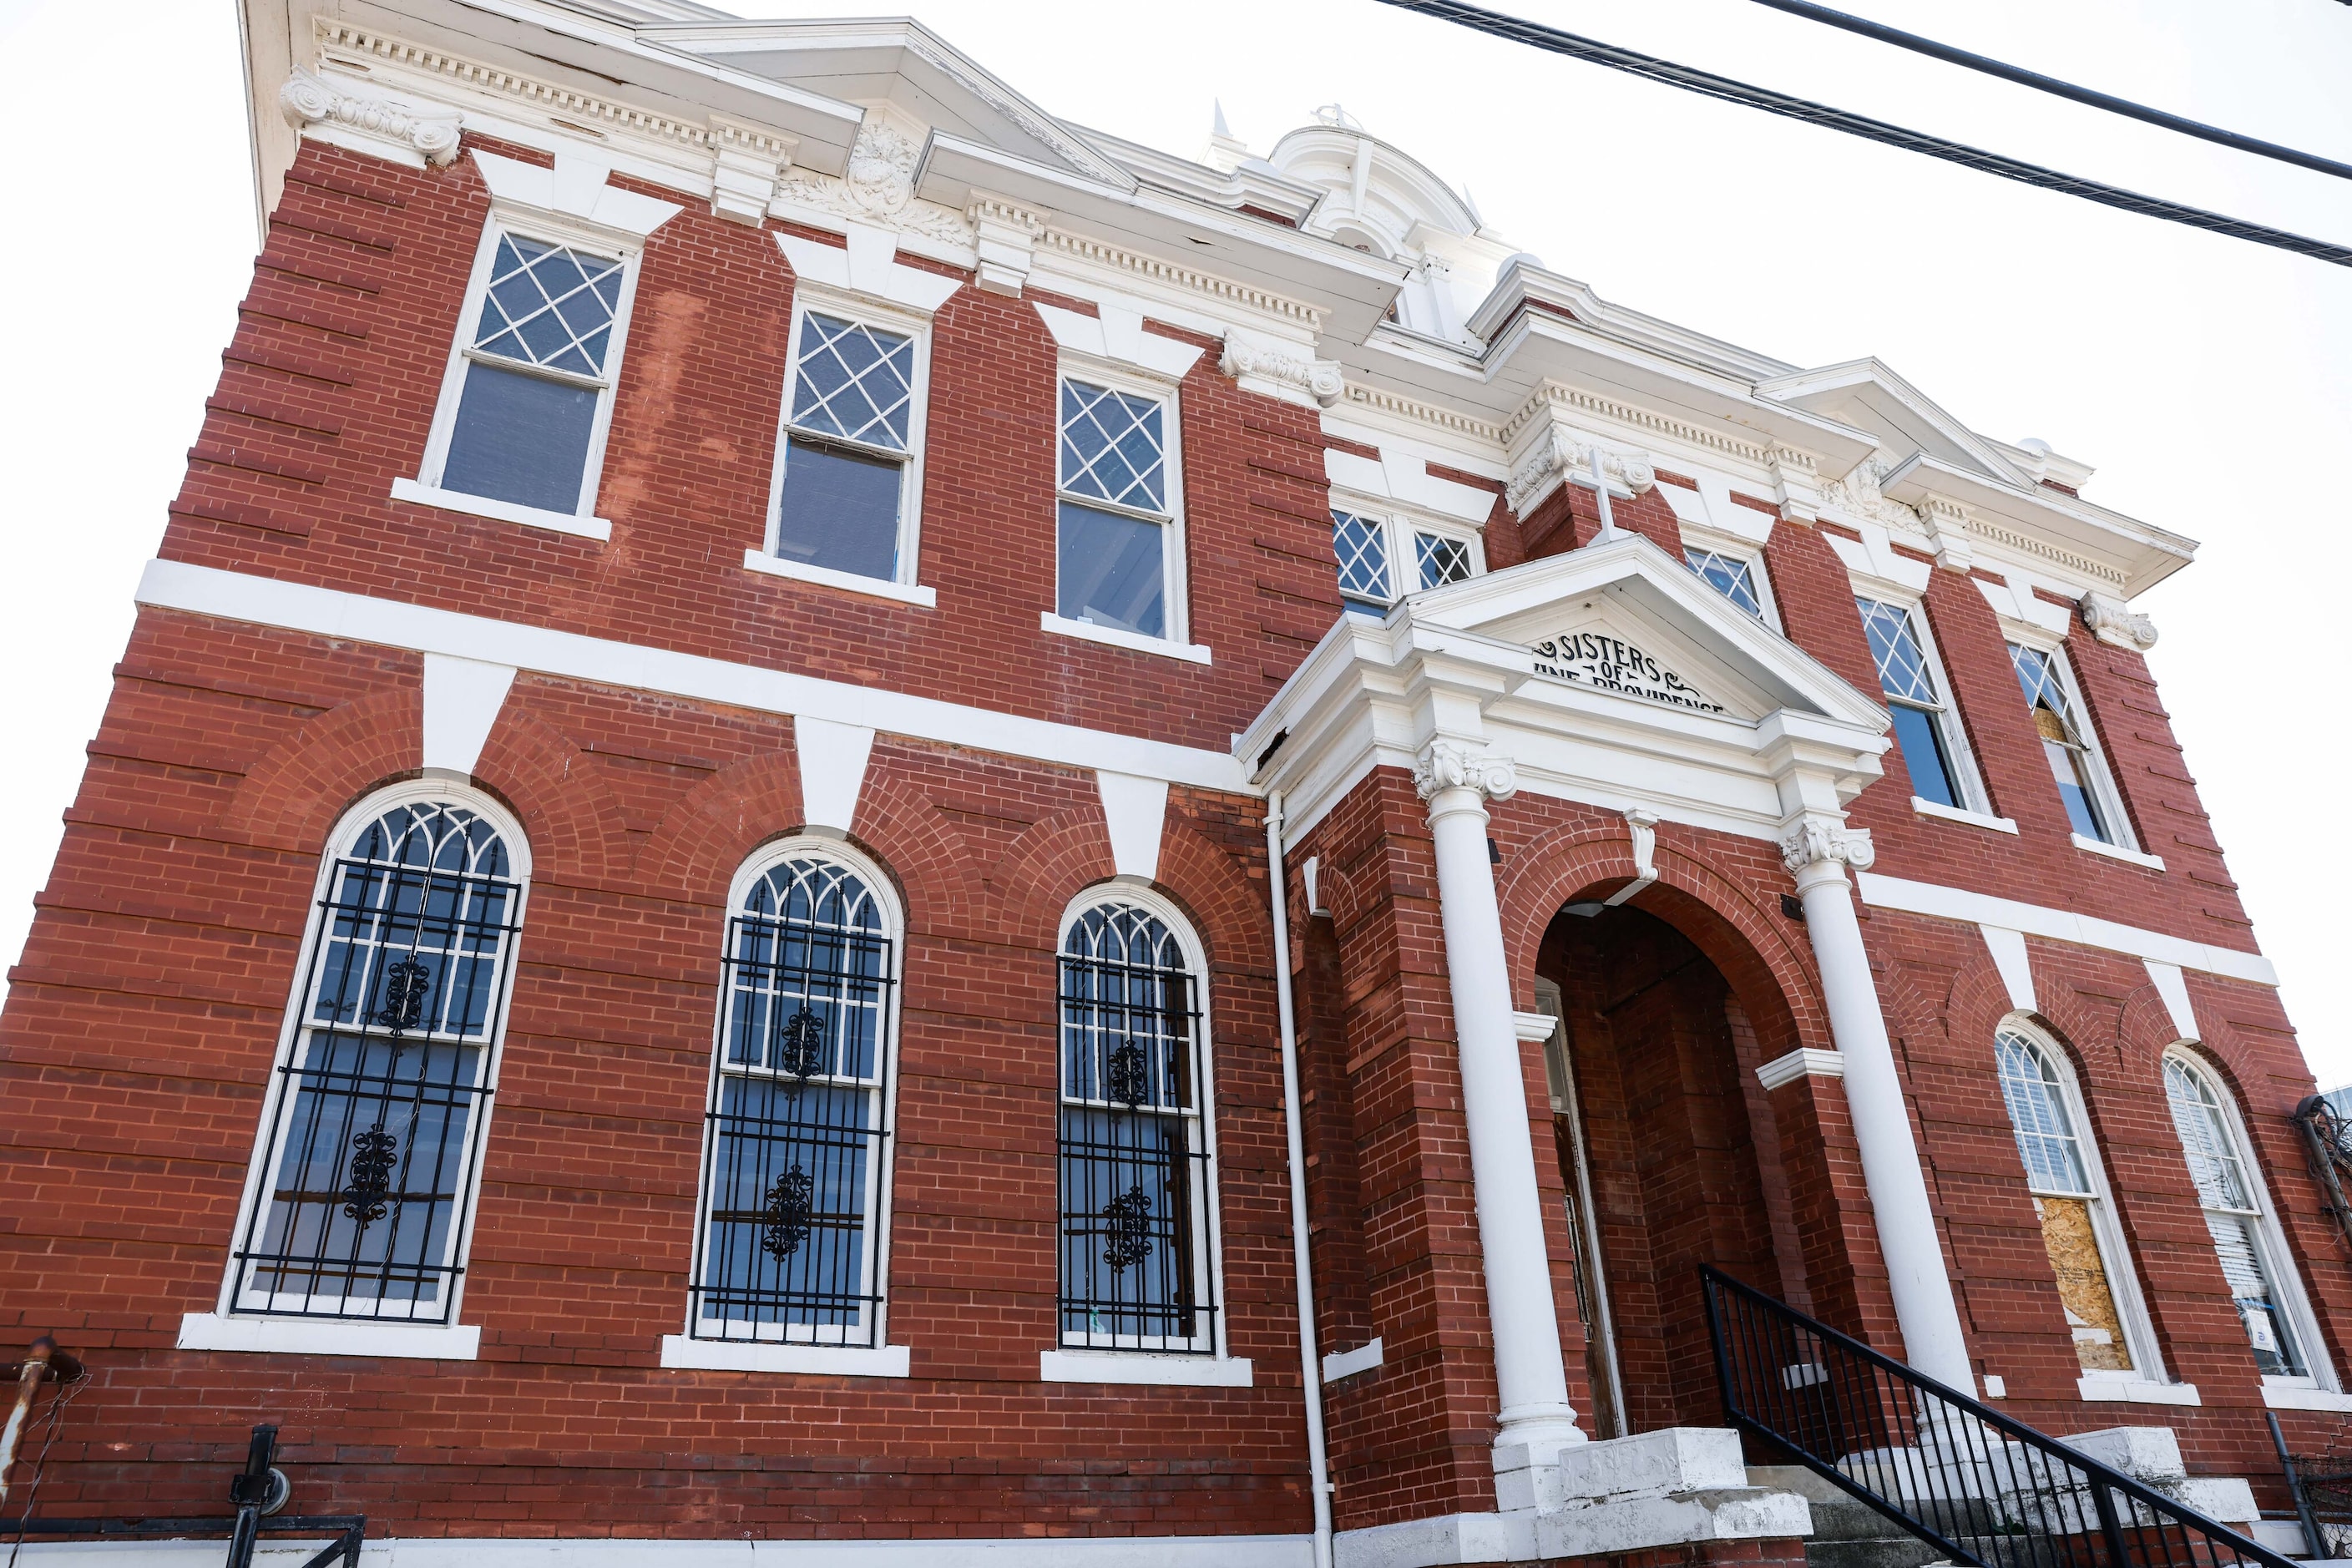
[1737,0,2352,183]
[1368,0,2352,269]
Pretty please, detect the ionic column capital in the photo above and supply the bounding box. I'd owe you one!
[1414,741,1518,807]
[1778,819,1874,882]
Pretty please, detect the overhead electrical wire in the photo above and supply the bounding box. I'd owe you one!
[1368,0,2352,269]
[1737,0,2352,183]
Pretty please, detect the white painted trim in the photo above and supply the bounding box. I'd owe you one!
[1855,871,2276,986]
[1039,612,1213,665]
[1756,1048,1844,1090]
[1912,797,2019,835]
[2073,833,2165,872]
[1510,1009,1558,1044]
[1038,1349,1254,1387]
[1050,352,1196,649]
[1096,771,1170,882]
[389,478,614,541]
[420,655,516,776]
[0,1535,1316,1566]
[2077,1374,2200,1406]
[2144,960,2200,1041]
[473,149,683,240]
[1333,1510,1535,1568]
[178,1312,481,1361]
[1980,926,2038,1013]
[134,562,1249,792]
[1323,1338,1383,1383]
[741,550,938,608]
[2263,1382,2352,1412]
[658,1337,910,1378]
[795,717,878,835]
[1034,299,1206,382]
[776,225,964,315]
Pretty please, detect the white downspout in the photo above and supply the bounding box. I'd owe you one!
[1267,791,1336,1568]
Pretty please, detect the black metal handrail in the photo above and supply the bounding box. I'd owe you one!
[1702,1266,2294,1568]
[0,1517,365,1568]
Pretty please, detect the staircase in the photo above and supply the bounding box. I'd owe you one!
[1702,1267,2291,1568]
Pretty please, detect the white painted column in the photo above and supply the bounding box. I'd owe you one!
[1778,820,1974,1393]
[1414,741,1586,1470]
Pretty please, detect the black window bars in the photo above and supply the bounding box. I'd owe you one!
[690,857,895,1345]
[230,803,522,1323]
[1056,902,1217,1353]
[1702,1265,2294,1568]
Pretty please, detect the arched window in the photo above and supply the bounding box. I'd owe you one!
[1994,1026,2152,1378]
[1056,895,1219,1353]
[2163,1053,2319,1380]
[689,847,898,1347]
[230,791,527,1322]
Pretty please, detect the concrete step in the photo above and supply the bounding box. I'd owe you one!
[1803,1536,1947,1568]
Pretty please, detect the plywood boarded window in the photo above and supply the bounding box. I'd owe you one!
[1995,1028,2136,1373]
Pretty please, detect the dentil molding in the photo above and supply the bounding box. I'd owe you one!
[279,68,461,169]
[1505,421,1656,519]
[1219,327,1343,409]
[1413,741,1518,804]
[1778,820,1875,876]
[2081,591,2158,652]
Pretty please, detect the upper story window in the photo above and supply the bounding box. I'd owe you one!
[2010,643,2132,848]
[1687,547,1767,620]
[1855,596,1984,813]
[1332,509,1393,615]
[2163,1055,2319,1381]
[766,306,927,587]
[1415,530,1474,589]
[227,792,527,1325]
[1995,1027,2151,1378]
[1057,377,1181,641]
[1329,507,1482,615]
[1056,896,1221,1355]
[690,847,898,1349]
[427,228,636,522]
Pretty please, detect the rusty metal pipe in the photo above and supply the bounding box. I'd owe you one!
[0,1336,57,1510]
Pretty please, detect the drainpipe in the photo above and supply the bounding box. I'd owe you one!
[1267,791,1336,1568]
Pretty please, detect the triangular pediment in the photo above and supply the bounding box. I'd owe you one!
[1759,359,2024,488]
[1408,533,1888,731]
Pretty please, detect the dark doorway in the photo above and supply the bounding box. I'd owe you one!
[1535,899,1802,1435]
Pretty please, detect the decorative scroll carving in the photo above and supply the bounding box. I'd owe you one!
[1778,821,1875,876]
[1505,422,1655,518]
[1820,457,1920,530]
[1413,741,1518,804]
[2081,592,2158,652]
[776,117,974,248]
[279,68,461,167]
[1219,327,1344,408]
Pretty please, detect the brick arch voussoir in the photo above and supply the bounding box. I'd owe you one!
[1875,958,1956,1063]
[634,747,803,907]
[987,805,1119,953]
[219,685,424,852]
[1943,950,2023,1055]
[1153,812,1272,976]
[2117,986,2189,1074]
[842,767,978,942]
[2028,983,2127,1083]
[468,705,626,892]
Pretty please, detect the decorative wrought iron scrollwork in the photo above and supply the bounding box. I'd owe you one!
[2296,1095,2352,1254]
[1105,1038,1149,1108]
[760,1165,815,1259]
[341,1122,400,1225]
[1101,1184,1153,1273]
[776,1005,826,1082]
[375,954,432,1039]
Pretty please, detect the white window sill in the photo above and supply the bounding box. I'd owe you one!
[741,549,937,608]
[658,1335,910,1378]
[391,478,611,541]
[2073,832,2165,872]
[1039,612,1211,665]
[2263,1382,2352,1412]
[1039,1348,1253,1387]
[1913,797,2019,834]
[178,1311,480,1361]
[2077,1373,2200,1405]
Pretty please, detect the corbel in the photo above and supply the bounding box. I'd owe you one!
[1915,493,1976,574]
[708,116,797,227]
[965,192,1050,296]
[1767,445,1821,525]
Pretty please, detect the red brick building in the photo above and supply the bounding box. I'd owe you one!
[0,2,2339,1565]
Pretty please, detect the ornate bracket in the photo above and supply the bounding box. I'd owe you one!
[1414,741,1517,804]
[1505,421,1655,519]
[1778,820,1875,877]
[967,193,1050,296]
[709,117,797,227]
[1219,327,1344,409]
[2081,592,2158,652]
[1915,494,1976,574]
[279,68,461,168]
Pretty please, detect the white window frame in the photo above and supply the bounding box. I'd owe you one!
[399,214,650,542]
[2006,634,2142,856]
[1855,592,1994,818]
[1327,489,1487,610]
[1043,885,1240,1382]
[1992,1019,2168,1394]
[1679,523,1783,634]
[661,837,909,1378]
[1045,358,1202,660]
[2162,1048,2336,1393]
[184,780,531,1361]
[751,287,938,609]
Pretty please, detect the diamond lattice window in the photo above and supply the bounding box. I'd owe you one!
[1055,379,1176,640]
[1333,511,1393,608]
[1416,532,1472,590]
[1060,382,1167,514]
[2010,644,2114,842]
[1856,598,1939,705]
[790,314,915,453]
[1686,548,1765,619]
[1855,596,1970,809]
[773,312,921,582]
[473,236,625,377]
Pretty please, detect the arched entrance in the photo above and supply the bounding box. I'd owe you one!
[1533,892,1810,1439]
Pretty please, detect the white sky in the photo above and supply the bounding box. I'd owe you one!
[1,0,2344,1079]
